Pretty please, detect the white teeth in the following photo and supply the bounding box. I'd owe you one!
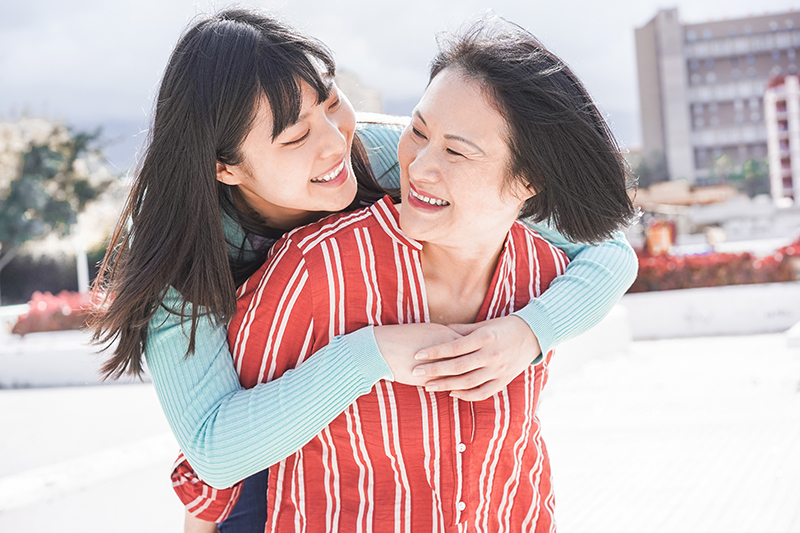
[311,160,345,183]
[410,188,450,206]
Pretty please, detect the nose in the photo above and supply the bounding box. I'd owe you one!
[318,116,348,161]
[406,141,440,185]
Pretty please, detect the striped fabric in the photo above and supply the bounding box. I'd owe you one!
[230,195,566,532]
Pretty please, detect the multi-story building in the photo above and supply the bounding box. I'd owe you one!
[635,8,800,186]
[764,75,800,201]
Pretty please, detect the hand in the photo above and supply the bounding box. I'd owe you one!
[373,323,463,387]
[412,315,541,401]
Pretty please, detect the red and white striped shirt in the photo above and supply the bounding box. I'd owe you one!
[177,196,568,532]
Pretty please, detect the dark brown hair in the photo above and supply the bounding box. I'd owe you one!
[91,9,387,378]
[430,17,637,243]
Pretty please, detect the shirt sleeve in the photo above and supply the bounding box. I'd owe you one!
[146,288,392,489]
[512,223,638,356]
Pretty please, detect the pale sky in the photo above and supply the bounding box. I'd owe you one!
[2,0,798,167]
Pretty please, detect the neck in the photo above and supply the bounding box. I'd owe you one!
[233,188,326,231]
[421,237,507,324]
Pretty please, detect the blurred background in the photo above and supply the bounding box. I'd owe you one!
[1,1,800,531]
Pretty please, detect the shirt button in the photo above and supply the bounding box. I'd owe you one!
[457,501,466,511]
[456,443,466,453]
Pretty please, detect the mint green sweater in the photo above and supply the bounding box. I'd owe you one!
[145,118,638,488]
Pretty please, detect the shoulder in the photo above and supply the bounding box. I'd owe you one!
[510,220,570,261]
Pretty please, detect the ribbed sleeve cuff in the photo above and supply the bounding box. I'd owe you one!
[339,325,394,383]
[512,300,554,365]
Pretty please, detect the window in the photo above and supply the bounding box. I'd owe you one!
[709,102,719,114]
[787,19,795,29]
[731,57,740,67]
[706,72,717,83]
[686,29,697,42]
[771,65,783,76]
[750,112,761,122]
[789,49,797,60]
[703,28,713,40]
[748,98,760,110]
[773,50,782,62]
[689,59,700,70]
[734,99,744,111]
[728,27,738,37]
[693,103,704,115]
[691,73,702,84]
[746,54,756,65]
[732,68,741,80]
[695,117,706,128]
[735,113,745,124]
[770,21,779,32]
[744,25,753,35]
[710,116,720,126]
[747,67,757,78]
[705,58,715,69]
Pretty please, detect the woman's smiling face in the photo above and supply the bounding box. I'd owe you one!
[217,79,358,229]
[398,68,534,249]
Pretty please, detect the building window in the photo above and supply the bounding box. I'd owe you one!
[691,73,702,84]
[728,26,738,37]
[734,99,744,111]
[771,65,783,76]
[710,116,720,126]
[744,25,753,35]
[789,49,797,60]
[695,117,706,128]
[693,103,704,115]
[689,59,700,70]
[770,21,780,32]
[787,19,795,29]
[790,64,798,74]
[708,101,719,114]
[732,68,741,80]
[705,58,715,69]
[706,72,717,83]
[750,111,761,122]
[703,28,713,40]
[746,54,756,65]
[747,67,757,78]
[773,50,782,62]
[731,57,740,67]
[735,112,745,124]
[686,29,697,42]
[749,98,760,110]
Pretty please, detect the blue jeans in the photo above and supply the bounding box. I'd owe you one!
[218,469,268,533]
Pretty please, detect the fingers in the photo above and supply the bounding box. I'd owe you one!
[415,328,491,361]
[414,352,484,379]
[449,380,502,402]
[422,367,492,393]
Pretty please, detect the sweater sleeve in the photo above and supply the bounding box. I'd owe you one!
[145,288,392,488]
[512,224,638,356]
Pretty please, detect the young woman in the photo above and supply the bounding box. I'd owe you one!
[173,16,637,531]
[90,8,636,532]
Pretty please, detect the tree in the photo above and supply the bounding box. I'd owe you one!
[0,120,116,304]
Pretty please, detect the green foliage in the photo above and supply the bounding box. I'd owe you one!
[0,126,112,251]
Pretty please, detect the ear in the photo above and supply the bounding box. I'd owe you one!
[216,161,242,186]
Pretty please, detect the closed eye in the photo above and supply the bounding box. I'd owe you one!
[446,148,464,157]
[412,127,427,140]
[282,130,310,146]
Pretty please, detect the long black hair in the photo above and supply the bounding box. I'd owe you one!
[91,9,387,378]
[430,17,637,243]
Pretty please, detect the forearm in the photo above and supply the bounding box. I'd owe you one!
[513,227,638,355]
[146,290,391,488]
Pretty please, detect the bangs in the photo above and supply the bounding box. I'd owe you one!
[258,47,336,139]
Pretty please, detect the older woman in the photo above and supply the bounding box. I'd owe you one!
[176,16,636,532]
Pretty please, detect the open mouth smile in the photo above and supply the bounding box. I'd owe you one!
[410,187,450,207]
[311,159,346,183]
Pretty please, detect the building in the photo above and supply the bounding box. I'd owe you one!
[635,8,800,185]
[764,75,800,201]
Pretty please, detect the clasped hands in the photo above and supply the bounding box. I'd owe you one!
[373,315,541,402]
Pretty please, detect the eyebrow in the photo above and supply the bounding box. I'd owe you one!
[413,110,485,155]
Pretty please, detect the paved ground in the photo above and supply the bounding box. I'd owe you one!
[1,332,798,532]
